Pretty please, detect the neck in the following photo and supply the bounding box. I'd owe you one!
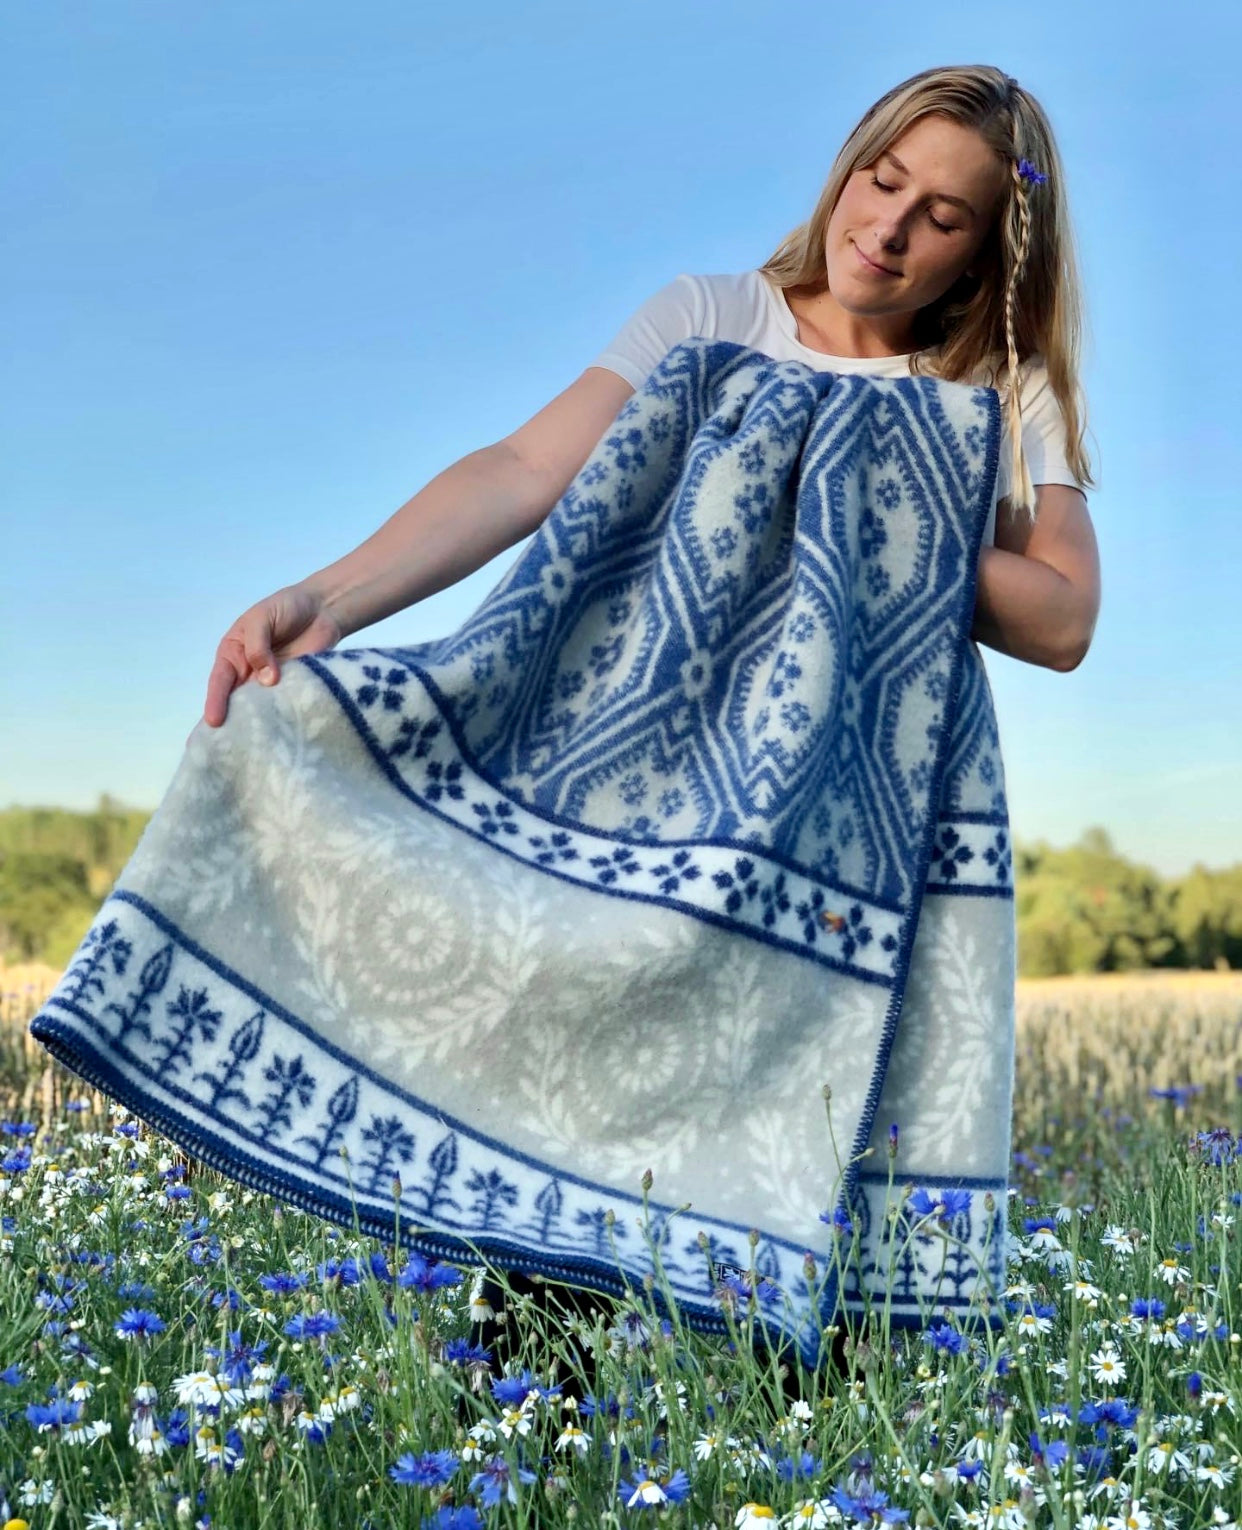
[783,283,918,358]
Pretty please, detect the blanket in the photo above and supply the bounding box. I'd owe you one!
[29,338,1015,1370]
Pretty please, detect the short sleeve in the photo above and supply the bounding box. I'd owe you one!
[994,355,1083,502]
[587,274,706,390]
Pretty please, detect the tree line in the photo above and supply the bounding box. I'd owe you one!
[0,800,1238,978]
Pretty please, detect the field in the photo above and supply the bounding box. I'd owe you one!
[1,965,1240,1530]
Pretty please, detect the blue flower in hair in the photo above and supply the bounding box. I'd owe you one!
[1017,157,1047,186]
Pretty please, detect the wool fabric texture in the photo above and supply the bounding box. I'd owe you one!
[30,338,1015,1368]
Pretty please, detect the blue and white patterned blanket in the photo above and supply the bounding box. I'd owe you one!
[30,338,1016,1368]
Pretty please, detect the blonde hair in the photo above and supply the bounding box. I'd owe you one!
[757,64,1096,523]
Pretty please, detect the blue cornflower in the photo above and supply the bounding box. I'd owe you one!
[26,1397,84,1432]
[1022,1215,1058,1235]
[1130,1297,1166,1321]
[1187,1371,1203,1400]
[165,1184,192,1202]
[284,1311,341,1342]
[1028,1431,1070,1469]
[1016,158,1047,186]
[441,1337,491,1367]
[317,1256,367,1286]
[955,1458,984,1482]
[830,1482,911,1523]
[923,1320,968,1354]
[258,1270,308,1295]
[115,1308,167,1341]
[776,1449,820,1481]
[1150,1085,1201,1107]
[468,1453,538,1508]
[421,1509,483,1530]
[908,1187,972,1221]
[491,1368,547,1408]
[718,1269,781,1307]
[391,1448,460,1487]
[397,1252,463,1296]
[1191,1128,1238,1166]
[2,1363,25,1385]
[579,1390,635,1421]
[821,1202,855,1235]
[2,1146,32,1173]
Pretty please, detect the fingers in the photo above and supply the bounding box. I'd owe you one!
[203,612,286,728]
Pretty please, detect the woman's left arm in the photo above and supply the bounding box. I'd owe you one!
[970,483,1101,671]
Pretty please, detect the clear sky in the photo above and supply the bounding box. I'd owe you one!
[2,1,1238,880]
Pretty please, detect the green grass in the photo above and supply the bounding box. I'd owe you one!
[2,977,1241,1530]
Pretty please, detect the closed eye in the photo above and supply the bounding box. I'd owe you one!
[870,175,958,234]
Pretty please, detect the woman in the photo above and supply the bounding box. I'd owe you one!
[201,64,1098,733]
[196,64,1100,1397]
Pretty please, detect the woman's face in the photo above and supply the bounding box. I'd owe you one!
[825,114,1010,321]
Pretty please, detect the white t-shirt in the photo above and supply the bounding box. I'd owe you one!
[588,269,1083,547]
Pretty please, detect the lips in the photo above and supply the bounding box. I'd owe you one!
[853,241,898,276]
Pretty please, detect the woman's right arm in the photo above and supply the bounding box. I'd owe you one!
[306,365,637,638]
[202,365,636,727]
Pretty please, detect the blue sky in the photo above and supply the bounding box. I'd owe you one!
[3,1,1238,880]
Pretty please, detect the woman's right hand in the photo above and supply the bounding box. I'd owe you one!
[201,583,344,729]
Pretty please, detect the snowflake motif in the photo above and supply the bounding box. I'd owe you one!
[752,706,770,736]
[765,649,802,699]
[732,481,773,533]
[648,849,703,896]
[580,459,608,486]
[623,814,658,838]
[387,713,443,764]
[587,846,642,885]
[356,664,411,713]
[658,788,685,818]
[607,599,631,625]
[712,856,761,915]
[526,830,579,867]
[589,634,624,678]
[423,759,466,805]
[758,871,791,929]
[963,424,983,455]
[865,562,890,599]
[647,410,672,443]
[788,610,816,642]
[909,759,932,793]
[979,755,996,785]
[813,844,841,882]
[982,828,1011,883]
[619,772,647,807]
[793,887,830,944]
[859,504,888,560]
[738,439,767,476]
[931,827,974,880]
[876,478,901,511]
[709,525,738,560]
[924,670,948,702]
[472,799,521,839]
[837,903,875,961]
[779,700,812,735]
[606,425,648,473]
[470,651,495,683]
[557,669,585,700]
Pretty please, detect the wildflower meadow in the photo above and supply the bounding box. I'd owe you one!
[1,968,1240,1530]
